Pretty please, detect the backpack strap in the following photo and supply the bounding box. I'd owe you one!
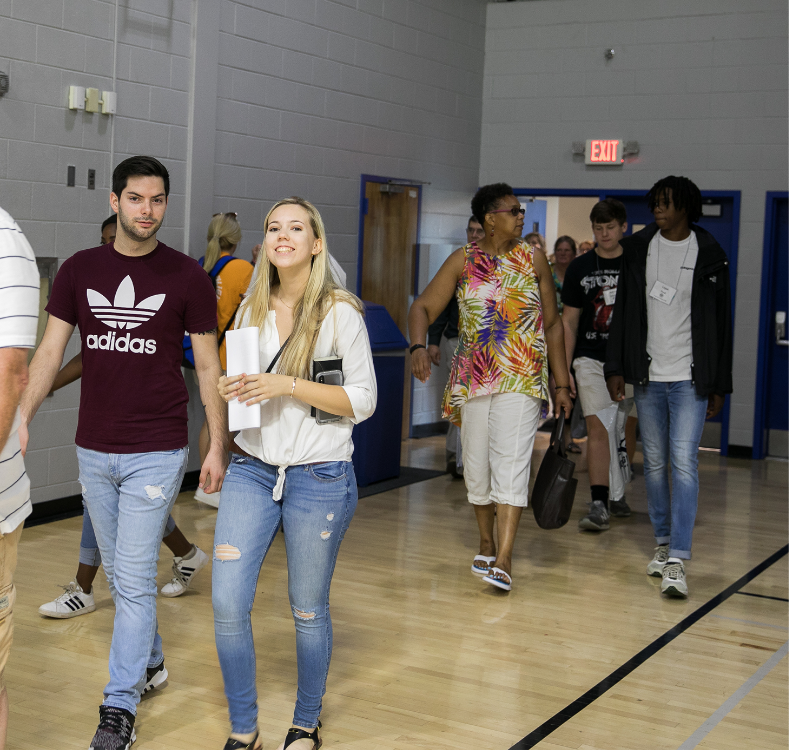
[208,255,237,283]
[217,303,240,348]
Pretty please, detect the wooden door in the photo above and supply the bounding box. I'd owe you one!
[360,181,420,438]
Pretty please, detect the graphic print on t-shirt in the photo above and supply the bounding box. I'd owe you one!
[592,286,612,333]
[85,275,165,354]
[87,275,165,329]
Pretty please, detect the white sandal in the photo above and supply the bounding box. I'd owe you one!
[483,567,512,591]
[471,555,496,575]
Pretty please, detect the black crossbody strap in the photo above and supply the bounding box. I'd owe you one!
[265,336,290,374]
[217,304,241,347]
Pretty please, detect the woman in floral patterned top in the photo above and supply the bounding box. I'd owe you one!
[408,183,572,592]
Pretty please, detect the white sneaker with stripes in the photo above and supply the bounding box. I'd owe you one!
[38,581,96,619]
[160,546,209,598]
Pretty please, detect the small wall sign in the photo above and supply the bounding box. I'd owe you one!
[585,139,623,165]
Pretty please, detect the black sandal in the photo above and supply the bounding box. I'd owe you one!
[223,732,261,750]
[283,725,322,749]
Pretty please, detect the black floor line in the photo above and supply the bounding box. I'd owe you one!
[509,544,789,750]
[735,590,789,603]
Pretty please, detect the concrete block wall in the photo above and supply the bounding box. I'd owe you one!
[0,0,487,501]
[213,0,486,280]
[212,0,487,426]
[1,0,196,503]
[482,0,788,447]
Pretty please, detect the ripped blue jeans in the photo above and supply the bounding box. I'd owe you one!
[76,446,188,715]
[212,456,357,734]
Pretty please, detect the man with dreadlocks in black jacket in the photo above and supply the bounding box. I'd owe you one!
[604,175,732,599]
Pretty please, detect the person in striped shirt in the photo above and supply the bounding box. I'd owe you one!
[0,206,40,749]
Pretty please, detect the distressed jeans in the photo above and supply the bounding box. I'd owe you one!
[213,456,357,734]
[77,446,188,715]
[633,381,708,559]
[79,503,176,567]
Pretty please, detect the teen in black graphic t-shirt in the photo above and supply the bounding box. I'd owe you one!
[561,198,637,535]
[561,251,622,363]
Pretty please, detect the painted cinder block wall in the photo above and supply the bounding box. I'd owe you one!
[481,0,788,448]
[0,0,194,504]
[0,0,486,503]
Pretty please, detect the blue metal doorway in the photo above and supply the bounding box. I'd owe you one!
[514,187,740,456]
[753,192,789,459]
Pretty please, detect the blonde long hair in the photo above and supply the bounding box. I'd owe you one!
[203,213,242,271]
[239,197,363,379]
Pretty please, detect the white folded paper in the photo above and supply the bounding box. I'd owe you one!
[226,326,261,431]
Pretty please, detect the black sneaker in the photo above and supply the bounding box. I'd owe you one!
[142,659,168,695]
[446,459,463,479]
[610,497,632,518]
[578,500,610,531]
[89,705,136,750]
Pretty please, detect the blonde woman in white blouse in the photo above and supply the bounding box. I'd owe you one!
[214,197,376,750]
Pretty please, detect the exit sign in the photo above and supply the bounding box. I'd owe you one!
[585,139,624,165]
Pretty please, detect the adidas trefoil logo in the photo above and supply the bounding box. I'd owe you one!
[86,276,165,355]
[87,275,165,330]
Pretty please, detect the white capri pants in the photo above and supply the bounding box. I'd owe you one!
[460,392,543,507]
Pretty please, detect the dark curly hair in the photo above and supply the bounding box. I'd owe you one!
[646,175,702,224]
[471,183,514,226]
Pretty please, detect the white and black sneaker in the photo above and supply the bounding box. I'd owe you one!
[661,561,688,597]
[89,705,136,749]
[142,660,168,695]
[38,581,96,619]
[578,500,610,531]
[161,546,209,598]
[646,544,670,577]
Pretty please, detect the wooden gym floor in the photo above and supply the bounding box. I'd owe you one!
[8,435,789,749]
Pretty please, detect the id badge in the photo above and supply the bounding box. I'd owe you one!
[649,280,676,305]
[603,287,617,306]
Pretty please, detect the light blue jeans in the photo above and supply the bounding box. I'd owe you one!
[79,504,175,567]
[77,446,189,715]
[213,456,358,734]
[633,381,708,559]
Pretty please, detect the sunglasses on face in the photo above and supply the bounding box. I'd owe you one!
[489,207,526,217]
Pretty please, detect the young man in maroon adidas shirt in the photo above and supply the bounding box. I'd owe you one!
[20,156,228,749]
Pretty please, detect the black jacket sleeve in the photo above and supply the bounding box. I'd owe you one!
[603,250,629,380]
[427,300,451,347]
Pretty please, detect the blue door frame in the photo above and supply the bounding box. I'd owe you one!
[752,191,789,459]
[513,187,741,456]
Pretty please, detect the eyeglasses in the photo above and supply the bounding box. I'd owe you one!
[489,207,526,217]
[213,212,238,219]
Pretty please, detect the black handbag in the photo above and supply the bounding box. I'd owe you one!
[531,416,578,529]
